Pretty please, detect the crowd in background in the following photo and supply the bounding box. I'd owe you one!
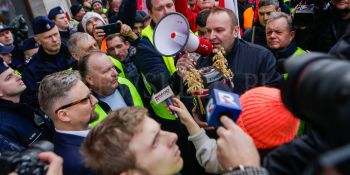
[0,0,349,174]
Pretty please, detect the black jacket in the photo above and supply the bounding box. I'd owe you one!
[329,25,350,60]
[107,0,136,26]
[263,130,330,175]
[271,40,298,74]
[0,98,54,152]
[304,5,350,52]
[243,23,268,48]
[197,39,282,95]
[21,44,75,108]
[93,83,138,113]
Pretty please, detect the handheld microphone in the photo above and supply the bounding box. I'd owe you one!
[205,82,242,127]
[149,75,177,117]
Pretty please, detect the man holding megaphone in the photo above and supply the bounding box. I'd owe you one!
[177,7,282,95]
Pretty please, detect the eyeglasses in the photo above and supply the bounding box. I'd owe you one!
[55,92,93,114]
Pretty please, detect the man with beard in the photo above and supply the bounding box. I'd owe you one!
[22,16,75,108]
[38,70,98,175]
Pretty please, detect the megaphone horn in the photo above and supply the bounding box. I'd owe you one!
[154,12,213,56]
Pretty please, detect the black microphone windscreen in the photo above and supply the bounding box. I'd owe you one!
[147,74,170,92]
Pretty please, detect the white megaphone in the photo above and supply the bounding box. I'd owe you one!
[154,12,213,56]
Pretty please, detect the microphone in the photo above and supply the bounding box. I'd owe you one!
[149,74,177,116]
[205,82,242,127]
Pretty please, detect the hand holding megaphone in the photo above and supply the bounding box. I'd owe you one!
[176,52,197,77]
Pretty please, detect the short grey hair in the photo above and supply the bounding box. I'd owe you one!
[258,0,279,8]
[267,12,293,31]
[78,50,105,85]
[38,70,81,118]
[67,32,93,54]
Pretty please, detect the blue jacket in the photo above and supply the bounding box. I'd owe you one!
[21,44,75,107]
[60,29,76,46]
[197,39,282,95]
[53,132,94,175]
[134,34,172,81]
[0,98,54,152]
[10,45,25,72]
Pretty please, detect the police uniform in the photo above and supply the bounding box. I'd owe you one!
[0,25,25,72]
[21,16,75,107]
[48,6,76,45]
[0,61,54,152]
[22,37,39,63]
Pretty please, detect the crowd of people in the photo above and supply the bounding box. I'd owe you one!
[0,0,349,174]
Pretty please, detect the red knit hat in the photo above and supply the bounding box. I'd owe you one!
[237,87,300,149]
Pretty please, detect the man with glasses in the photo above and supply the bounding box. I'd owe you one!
[38,70,98,175]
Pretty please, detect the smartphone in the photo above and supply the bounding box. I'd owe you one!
[96,23,121,36]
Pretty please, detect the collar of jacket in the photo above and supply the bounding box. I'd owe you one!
[0,98,34,116]
[273,40,297,59]
[37,44,70,61]
[59,30,71,38]
[124,46,136,64]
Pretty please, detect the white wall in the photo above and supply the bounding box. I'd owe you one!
[27,0,71,17]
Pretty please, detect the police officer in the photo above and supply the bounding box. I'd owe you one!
[22,16,75,108]
[48,6,76,45]
[22,37,39,63]
[0,24,25,72]
[0,60,54,152]
[0,44,14,68]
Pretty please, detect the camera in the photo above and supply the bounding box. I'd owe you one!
[281,52,350,174]
[0,141,54,175]
[282,52,350,145]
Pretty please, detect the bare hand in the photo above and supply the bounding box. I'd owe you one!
[216,116,260,170]
[192,107,215,130]
[169,98,201,135]
[176,52,197,77]
[118,21,138,40]
[93,27,106,43]
[38,152,63,175]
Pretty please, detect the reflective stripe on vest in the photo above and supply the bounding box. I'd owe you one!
[118,77,144,107]
[293,47,305,56]
[90,77,144,126]
[109,56,126,78]
[14,69,21,76]
[141,25,177,120]
[90,104,107,127]
[283,47,306,79]
[142,25,176,75]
